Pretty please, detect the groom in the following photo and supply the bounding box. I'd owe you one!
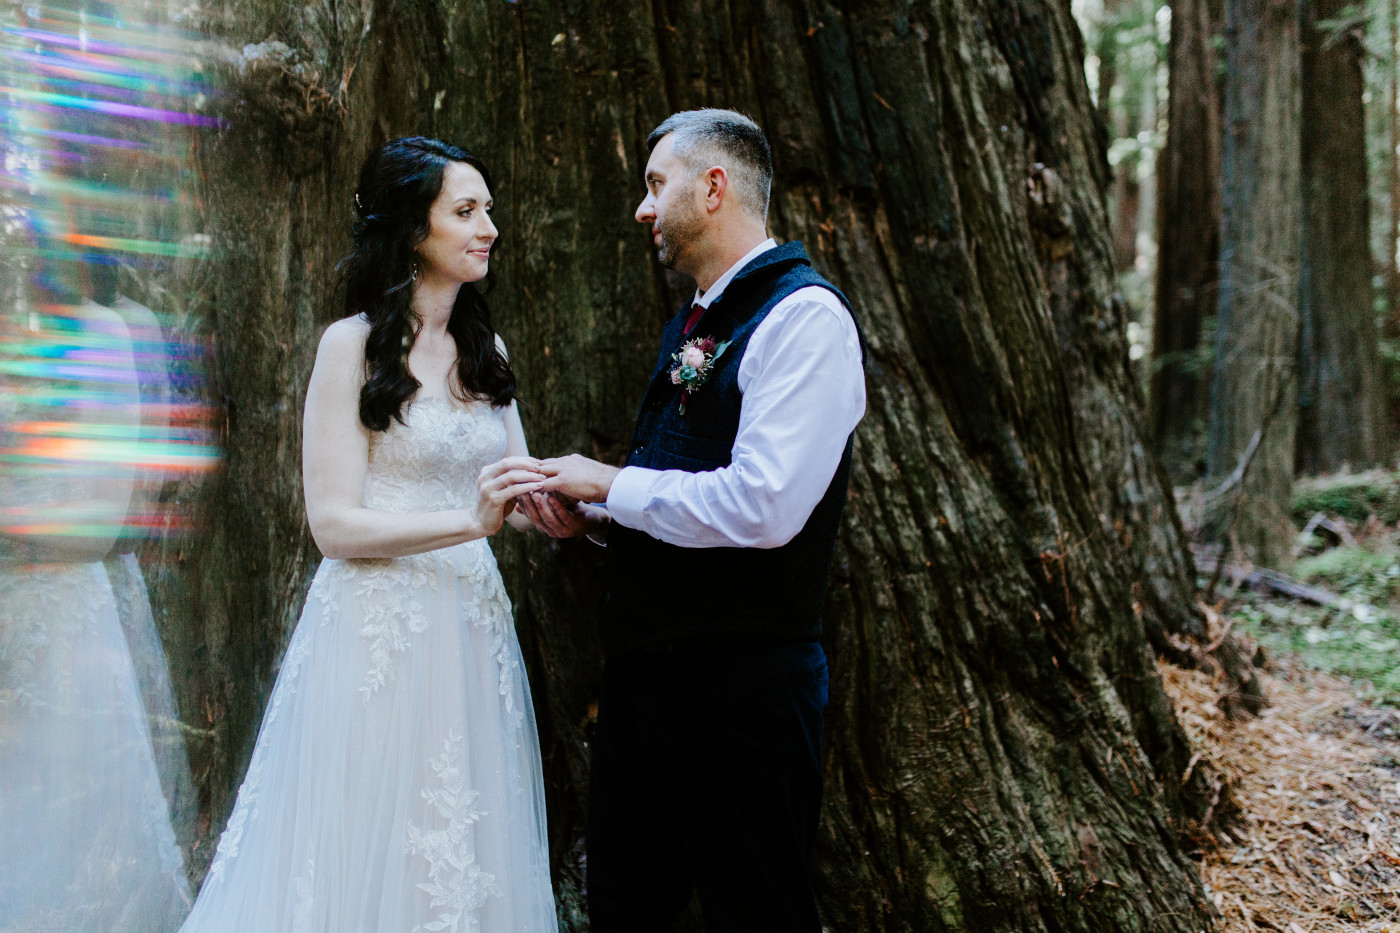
[523,109,865,932]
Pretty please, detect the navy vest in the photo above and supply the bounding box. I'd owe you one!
[602,241,863,653]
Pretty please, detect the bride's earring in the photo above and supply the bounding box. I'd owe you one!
[411,260,421,285]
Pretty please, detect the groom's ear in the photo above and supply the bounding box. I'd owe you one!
[701,166,728,214]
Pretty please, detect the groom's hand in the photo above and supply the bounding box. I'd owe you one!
[537,454,620,504]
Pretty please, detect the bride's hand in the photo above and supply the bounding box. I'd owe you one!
[476,457,545,536]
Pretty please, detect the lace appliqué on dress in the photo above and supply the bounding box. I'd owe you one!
[291,859,315,933]
[318,553,442,702]
[453,541,525,732]
[406,727,502,932]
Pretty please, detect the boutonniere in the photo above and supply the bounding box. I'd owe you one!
[669,335,732,415]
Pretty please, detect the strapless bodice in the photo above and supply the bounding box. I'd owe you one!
[362,396,507,514]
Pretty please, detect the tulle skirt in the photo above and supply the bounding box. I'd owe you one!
[106,552,198,851]
[0,561,191,933]
[179,539,556,933]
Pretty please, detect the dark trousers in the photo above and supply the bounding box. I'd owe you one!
[586,640,828,933]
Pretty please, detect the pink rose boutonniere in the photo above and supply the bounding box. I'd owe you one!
[668,335,732,415]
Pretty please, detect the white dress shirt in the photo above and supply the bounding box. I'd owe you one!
[606,239,866,549]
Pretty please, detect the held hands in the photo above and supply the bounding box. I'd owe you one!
[536,454,620,504]
[512,454,619,541]
[476,457,547,536]
[515,491,592,538]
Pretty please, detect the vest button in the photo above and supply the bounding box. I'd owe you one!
[634,445,645,455]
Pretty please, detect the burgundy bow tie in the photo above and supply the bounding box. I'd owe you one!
[683,302,704,336]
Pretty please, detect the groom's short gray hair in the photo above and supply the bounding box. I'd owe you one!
[646,109,773,220]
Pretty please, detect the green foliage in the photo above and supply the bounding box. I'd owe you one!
[1230,542,1400,703]
[1316,3,1372,43]
[1291,470,1400,524]
[1230,465,1400,703]
[1234,469,1400,703]
[1235,598,1400,703]
[1295,545,1397,591]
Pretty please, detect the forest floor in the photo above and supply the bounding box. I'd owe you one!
[1165,658,1400,930]
[1170,470,1400,930]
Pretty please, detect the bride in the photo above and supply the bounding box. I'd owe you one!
[179,137,557,932]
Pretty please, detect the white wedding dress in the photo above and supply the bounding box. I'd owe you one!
[0,561,193,933]
[179,396,556,933]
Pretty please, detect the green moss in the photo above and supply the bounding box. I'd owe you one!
[1294,546,1397,592]
[1291,470,1400,524]
[1236,601,1400,703]
[1229,539,1400,704]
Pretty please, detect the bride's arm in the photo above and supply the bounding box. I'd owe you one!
[500,398,538,534]
[493,334,539,535]
[302,319,541,559]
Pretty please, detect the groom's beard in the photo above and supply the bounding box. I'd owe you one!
[655,197,704,271]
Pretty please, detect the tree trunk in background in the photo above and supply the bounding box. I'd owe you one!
[1152,0,1222,480]
[159,2,1243,929]
[1096,0,1121,134]
[1110,79,1142,275]
[1127,4,1160,284]
[1097,0,1144,274]
[1391,0,1400,332]
[1298,0,1388,474]
[1113,153,1143,273]
[1208,0,1300,567]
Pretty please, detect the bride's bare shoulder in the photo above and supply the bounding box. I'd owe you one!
[308,316,372,396]
[317,314,370,360]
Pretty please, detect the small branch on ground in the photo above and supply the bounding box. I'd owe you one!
[1192,544,1379,616]
[1300,511,1359,549]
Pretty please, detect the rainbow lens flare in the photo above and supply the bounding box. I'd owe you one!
[2,2,220,549]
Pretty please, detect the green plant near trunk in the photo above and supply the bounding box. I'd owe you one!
[1233,543,1400,702]
[1292,470,1400,524]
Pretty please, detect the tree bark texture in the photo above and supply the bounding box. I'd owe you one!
[1391,0,1400,332]
[161,2,1232,930]
[1152,0,1222,480]
[1208,0,1300,567]
[1297,0,1388,474]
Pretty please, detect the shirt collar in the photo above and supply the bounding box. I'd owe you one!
[692,238,778,309]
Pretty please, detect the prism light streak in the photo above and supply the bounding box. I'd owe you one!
[1,86,220,127]
[3,437,220,470]
[3,4,222,543]
[58,232,209,258]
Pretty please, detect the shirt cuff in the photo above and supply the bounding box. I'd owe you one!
[605,465,660,531]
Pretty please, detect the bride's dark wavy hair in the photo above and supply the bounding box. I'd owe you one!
[342,136,516,431]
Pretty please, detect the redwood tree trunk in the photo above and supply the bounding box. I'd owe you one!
[1391,0,1400,332]
[1297,0,1387,474]
[1096,0,1144,275]
[162,2,1231,930]
[1207,0,1300,567]
[1152,0,1222,479]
